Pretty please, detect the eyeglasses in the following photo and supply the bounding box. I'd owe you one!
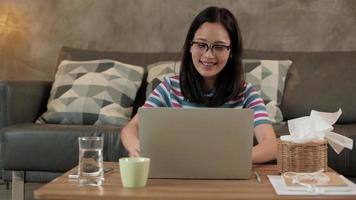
[190,41,231,56]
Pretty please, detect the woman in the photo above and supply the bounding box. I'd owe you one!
[121,6,277,163]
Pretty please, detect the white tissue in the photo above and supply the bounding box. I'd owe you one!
[325,131,353,154]
[280,109,353,154]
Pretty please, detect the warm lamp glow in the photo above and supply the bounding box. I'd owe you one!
[0,5,21,35]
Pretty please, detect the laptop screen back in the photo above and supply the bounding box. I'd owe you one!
[139,107,254,179]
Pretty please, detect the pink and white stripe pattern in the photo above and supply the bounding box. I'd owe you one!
[143,75,271,126]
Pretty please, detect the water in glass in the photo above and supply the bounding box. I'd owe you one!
[78,137,104,186]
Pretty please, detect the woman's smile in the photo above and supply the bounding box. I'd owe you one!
[199,60,218,69]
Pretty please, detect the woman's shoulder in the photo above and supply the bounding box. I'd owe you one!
[229,81,258,101]
[163,74,179,81]
[244,81,256,89]
[162,75,180,86]
[157,75,180,92]
[238,81,256,95]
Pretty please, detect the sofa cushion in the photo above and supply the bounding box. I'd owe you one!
[1,123,127,172]
[2,170,62,183]
[243,50,356,124]
[146,59,291,123]
[37,59,144,125]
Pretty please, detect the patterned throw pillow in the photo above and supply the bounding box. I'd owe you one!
[145,60,291,123]
[244,59,292,123]
[36,59,144,125]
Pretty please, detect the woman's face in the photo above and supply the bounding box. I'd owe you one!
[190,22,231,88]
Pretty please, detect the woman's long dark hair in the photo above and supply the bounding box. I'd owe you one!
[180,6,244,107]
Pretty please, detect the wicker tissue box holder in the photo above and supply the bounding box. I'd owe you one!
[277,139,328,173]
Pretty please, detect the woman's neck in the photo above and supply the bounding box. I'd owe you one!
[204,78,215,91]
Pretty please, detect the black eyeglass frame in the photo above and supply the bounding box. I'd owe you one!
[190,41,231,55]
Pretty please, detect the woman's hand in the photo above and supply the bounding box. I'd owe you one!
[121,114,141,157]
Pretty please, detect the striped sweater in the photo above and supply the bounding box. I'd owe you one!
[143,75,271,126]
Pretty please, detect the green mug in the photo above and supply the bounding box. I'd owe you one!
[119,157,150,187]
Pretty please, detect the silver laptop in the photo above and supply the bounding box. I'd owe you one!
[138,107,254,179]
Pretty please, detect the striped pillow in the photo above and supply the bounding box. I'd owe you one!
[36,59,144,125]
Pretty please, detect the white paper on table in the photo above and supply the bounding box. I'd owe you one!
[268,175,356,195]
[282,109,354,154]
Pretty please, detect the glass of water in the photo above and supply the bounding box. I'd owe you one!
[78,136,104,186]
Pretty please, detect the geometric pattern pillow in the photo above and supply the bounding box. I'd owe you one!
[244,59,292,123]
[36,59,144,126]
[145,61,180,97]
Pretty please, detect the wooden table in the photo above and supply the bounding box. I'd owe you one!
[34,162,355,200]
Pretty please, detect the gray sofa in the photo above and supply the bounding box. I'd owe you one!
[1,47,355,192]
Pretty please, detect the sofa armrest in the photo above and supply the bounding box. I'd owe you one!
[1,123,127,172]
[0,80,52,129]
